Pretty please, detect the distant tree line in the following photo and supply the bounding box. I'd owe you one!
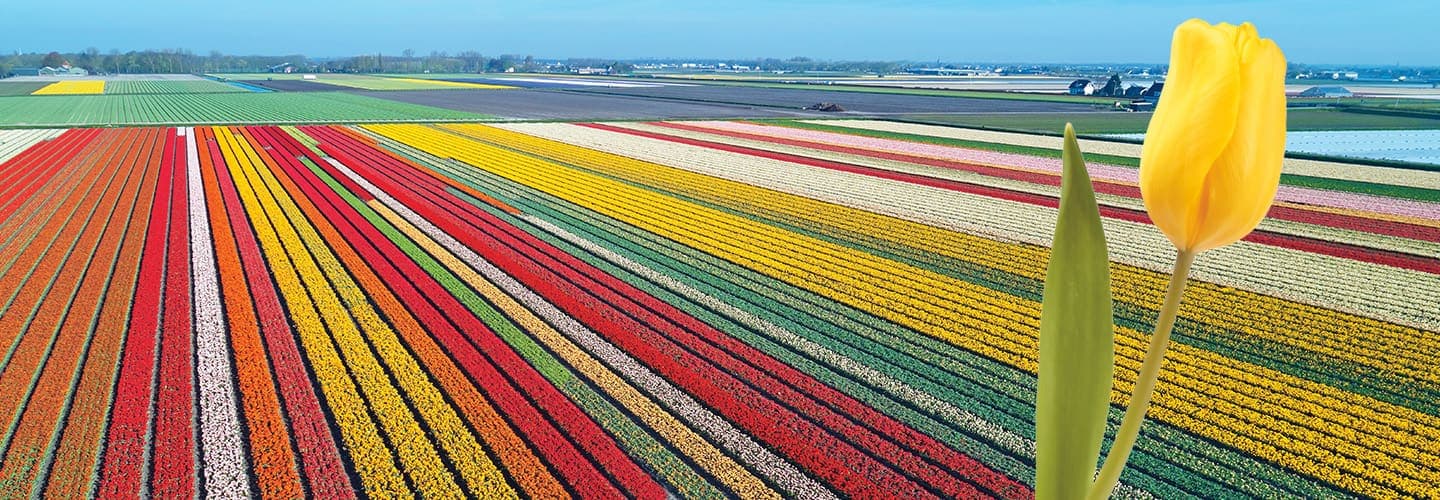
[1,49,309,76]
[327,51,551,74]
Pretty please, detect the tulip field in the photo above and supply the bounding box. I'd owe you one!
[0,118,1435,498]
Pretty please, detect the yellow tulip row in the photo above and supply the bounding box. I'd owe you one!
[456,123,1438,385]
[31,80,106,95]
[368,200,782,499]
[215,128,514,498]
[373,123,1439,497]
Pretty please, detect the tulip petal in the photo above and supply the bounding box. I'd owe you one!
[1189,26,1287,252]
[1140,19,1242,251]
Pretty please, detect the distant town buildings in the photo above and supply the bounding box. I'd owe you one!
[10,64,89,77]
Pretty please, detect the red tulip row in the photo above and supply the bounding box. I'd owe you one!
[647,121,1440,243]
[333,125,1030,499]
[591,123,1440,275]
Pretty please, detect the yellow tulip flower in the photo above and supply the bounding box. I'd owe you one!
[1139,19,1287,253]
[1087,20,1288,500]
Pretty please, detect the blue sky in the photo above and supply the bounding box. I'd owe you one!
[3,1,1435,65]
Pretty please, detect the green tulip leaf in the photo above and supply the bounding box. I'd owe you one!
[1036,123,1116,499]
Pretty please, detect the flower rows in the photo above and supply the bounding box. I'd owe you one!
[0,120,1432,498]
[0,129,64,164]
[495,122,1440,331]
[429,122,1440,496]
[98,128,185,497]
[0,127,153,497]
[194,125,317,498]
[348,132,839,499]
[366,123,1035,499]
[306,124,771,498]
[679,120,1440,226]
[611,121,1439,255]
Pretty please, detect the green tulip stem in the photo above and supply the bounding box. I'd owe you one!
[1087,248,1196,500]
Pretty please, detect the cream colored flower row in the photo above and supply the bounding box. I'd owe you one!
[608,122,1436,256]
[808,119,1440,190]
[500,122,1440,334]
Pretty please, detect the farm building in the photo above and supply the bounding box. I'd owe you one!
[1299,86,1353,98]
[10,66,89,77]
[1068,79,1101,95]
[1143,81,1164,101]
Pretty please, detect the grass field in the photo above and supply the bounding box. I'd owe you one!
[0,119,1434,497]
[0,92,488,127]
[891,108,1440,134]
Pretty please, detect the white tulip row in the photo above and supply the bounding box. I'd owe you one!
[182,127,251,498]
[326,157,839,500]
[0,129,64,165]
[606,122,1436,257]
[804,119,1440,190]
[497,122,1440,334]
